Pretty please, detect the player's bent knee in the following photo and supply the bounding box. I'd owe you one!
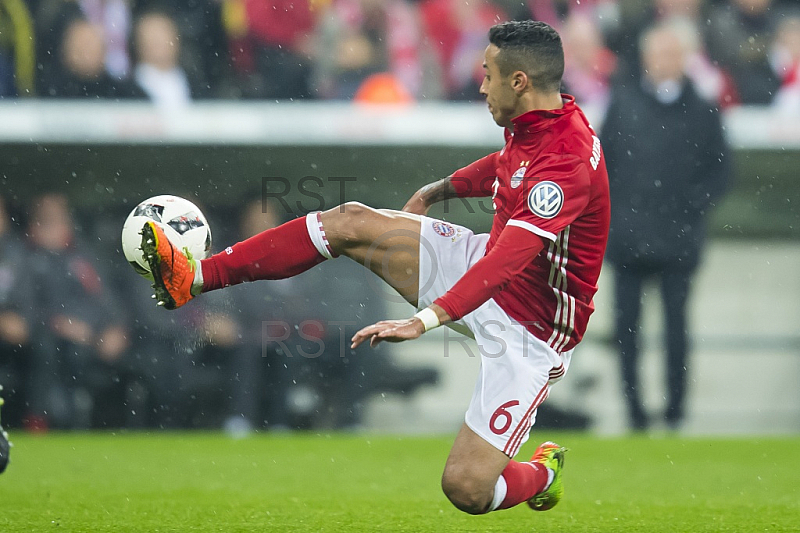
[441,469,493,515]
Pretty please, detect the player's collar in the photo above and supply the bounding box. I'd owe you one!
[510,94,576,135]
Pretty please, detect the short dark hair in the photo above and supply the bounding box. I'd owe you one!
[488,20,564,93]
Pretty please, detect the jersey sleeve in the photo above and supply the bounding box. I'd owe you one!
[507,154,591,242]
[450,152,498,198]
[433,225,545,321]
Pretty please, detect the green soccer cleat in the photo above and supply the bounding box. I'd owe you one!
[0,386,10,474]
[527,441,568,511]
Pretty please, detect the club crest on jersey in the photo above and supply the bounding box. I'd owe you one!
[431,220,456,238]
[510,167,526,188]
[527,181,564,219]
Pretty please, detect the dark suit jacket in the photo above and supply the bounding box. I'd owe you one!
[600,79,729,267]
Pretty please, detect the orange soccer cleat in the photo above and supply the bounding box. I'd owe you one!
[140,221,196,310]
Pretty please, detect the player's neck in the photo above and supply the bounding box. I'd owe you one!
[522,91,564,114]
[503,92,565,129]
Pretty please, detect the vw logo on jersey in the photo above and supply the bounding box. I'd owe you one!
[527,181,564,219]
[510,166,526,188]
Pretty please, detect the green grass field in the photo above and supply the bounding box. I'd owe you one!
[0,432,797,532]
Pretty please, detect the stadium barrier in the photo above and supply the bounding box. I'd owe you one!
[1,101,797,239]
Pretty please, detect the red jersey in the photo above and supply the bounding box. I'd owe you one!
[437,95,609,352]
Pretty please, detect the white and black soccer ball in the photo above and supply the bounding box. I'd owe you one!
[121,195,212,279]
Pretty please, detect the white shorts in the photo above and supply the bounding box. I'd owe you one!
[417,217,572,457]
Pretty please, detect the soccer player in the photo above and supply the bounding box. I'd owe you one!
[141,20,609,515]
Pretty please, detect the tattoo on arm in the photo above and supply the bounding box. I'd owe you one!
[419,178,459,206]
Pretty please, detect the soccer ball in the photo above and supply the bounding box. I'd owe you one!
[122,195,212,279]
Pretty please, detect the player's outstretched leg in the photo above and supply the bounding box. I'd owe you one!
[142,202,423,309]
[318,204,422,304]
[441,424,567,514]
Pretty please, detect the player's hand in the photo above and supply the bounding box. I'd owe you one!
[350,318,425,348]
[401,191,430,216]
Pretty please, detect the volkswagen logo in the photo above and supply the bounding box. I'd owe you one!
[527,181,564,219]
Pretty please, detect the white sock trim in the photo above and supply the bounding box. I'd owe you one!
[305,212,334,260]
[488,475,508,512]
[191,259,204,295]
[543,467,555,492]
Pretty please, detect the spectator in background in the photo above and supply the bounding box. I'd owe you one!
[600,0,739,108]
[79,0,132,79]
[653,0,703,22]
[221,200,314,434]
[0,0,35,97]
[39,16,144,98]
[770,16,800,112]
[601,0,655,73]
[35,0,133,88]
[352,72,413,104]
[34,0,84,94]
[27,193,131,428]
[132,10,193,109]
[0,195,33,427]
[524,0,619,35]
[163,291,241,429]
[601,22,729,431]
[419,0,505,100]
[125,269,226,429]
[134,0,231,98]
[643,0,740,107]
[707,0,780,104]
[314,0,422,100]
[226,0,316,99]
[560,12,616,113]
[668,14,739,108]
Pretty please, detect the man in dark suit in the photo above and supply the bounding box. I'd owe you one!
[600,21,729,431]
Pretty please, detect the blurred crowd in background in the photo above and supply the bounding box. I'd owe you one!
[1,0,800,110]
[0,192,440,433]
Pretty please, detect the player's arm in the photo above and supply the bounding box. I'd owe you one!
[431,226,545,322]
[402,152,499,215]
[402,178,460,216]
[353,156,589,347]
[350,226,544,348]
[429,153,590,323]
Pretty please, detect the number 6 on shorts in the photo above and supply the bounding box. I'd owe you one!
[489,400,520,435]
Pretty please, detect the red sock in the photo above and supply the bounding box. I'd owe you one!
[497,460,549,510]
[201,216,326,291]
